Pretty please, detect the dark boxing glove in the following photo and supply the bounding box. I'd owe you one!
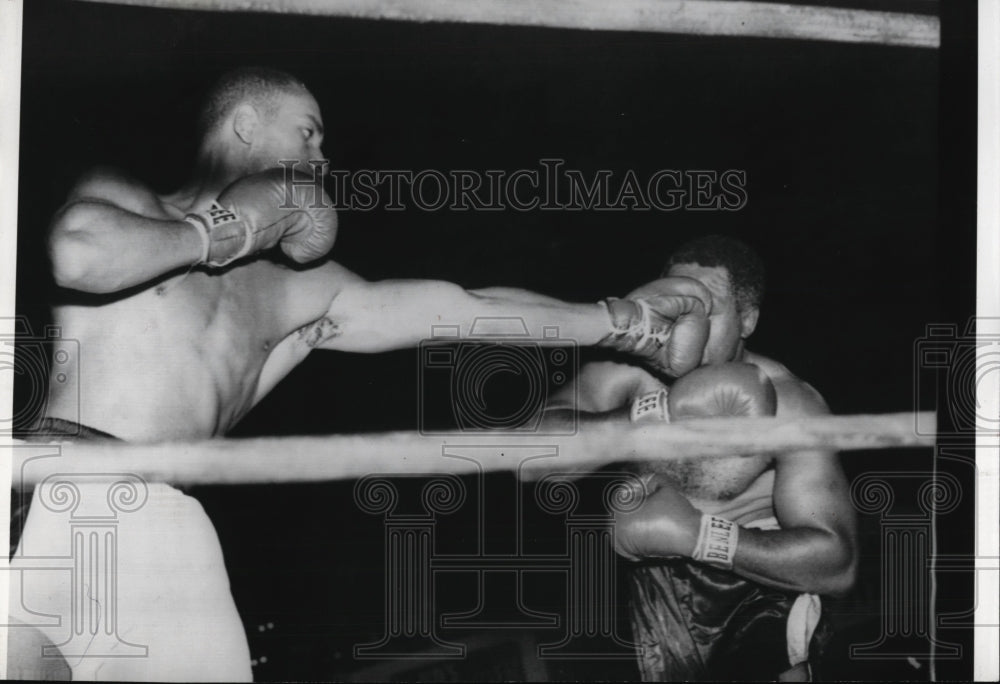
[617,363,776,567]
[598,276,712,377]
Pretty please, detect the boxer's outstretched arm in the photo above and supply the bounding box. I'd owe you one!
[285,264,712,377]
[49,168,204,292]
[318,277,611,352]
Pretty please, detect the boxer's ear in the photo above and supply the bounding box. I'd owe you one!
[232,104,260,145]
[739,306,759,338]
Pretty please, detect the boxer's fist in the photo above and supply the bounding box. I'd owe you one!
[187,168,338,267]
[669,362,776,420]
[598,277,711,377]
[630,363,776,424]
[613,475,701,561]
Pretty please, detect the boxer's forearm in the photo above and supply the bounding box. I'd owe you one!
[469,286,573,307]
[324,279,610,352]
[50,201,203,292]
[541,406,630,429]
[730,526,857,596]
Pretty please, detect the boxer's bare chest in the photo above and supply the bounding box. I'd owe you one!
[639,453,773,503]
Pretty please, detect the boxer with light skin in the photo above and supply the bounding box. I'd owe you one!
[44,68,712,443]
[545,236,858,681]
[17,67,715,680]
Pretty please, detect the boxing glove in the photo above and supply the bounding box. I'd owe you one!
[598,276,711,377]
[613,474,703,561]
[615,363,775,566]
[186,168,338,267]
[670,361,776,420]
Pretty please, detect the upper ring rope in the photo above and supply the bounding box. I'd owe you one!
[77,0,939,48]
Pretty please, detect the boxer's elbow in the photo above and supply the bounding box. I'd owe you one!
[810,535,858,597]
[50,231,114,292]
[49,204,123,292]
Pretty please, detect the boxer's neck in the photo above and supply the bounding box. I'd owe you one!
[169,150,249,212]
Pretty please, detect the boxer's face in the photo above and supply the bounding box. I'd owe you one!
[246,89,326,171]
[665,263,758,365]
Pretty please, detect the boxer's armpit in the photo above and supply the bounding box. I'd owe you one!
[297,316,342,348]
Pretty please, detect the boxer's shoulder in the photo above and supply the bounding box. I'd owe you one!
[744,351,828,417]
[67,165,171,217]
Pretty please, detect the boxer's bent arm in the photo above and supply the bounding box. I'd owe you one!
[727,387,858,595]
[50,201,203,292]
[729,451,857,595]
[553,361,658,411]
[49,168,203,292]
[526,363,658,480]
[316,278,611,353]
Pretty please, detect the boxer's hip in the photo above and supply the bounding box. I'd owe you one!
[628,558,825,681]
[11,417,122,555]
[19,415,122,442]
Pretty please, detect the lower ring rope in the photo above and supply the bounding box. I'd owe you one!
[8,412,935,487]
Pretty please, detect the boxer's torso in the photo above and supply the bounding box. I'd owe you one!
[44,181,333,441]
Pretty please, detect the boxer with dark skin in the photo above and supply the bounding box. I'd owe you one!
[545,236,858,681]
[17,67,715,680]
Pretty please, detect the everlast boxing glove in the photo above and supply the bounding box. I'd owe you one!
[615,363,777,568]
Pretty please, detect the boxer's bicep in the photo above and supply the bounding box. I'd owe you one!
[771,383,858,579]
[63,166,161,216]
[277,260,366,342]
[772,448,856,542]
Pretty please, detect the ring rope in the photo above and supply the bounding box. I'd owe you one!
[8,411,935,487]
[76,0,939,48]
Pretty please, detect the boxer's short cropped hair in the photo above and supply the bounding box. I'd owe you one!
[664,235,765,311]
[198,67,307,137]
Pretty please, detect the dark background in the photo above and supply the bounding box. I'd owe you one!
[14,0,976,680]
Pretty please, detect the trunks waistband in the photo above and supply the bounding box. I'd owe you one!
[21,417,121,442]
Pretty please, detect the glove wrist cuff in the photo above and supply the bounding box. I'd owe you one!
[630,388,670,423]
[183,214,211,265]
[186,201,252,268]
[692,514,739,570]
[598,297,660,351]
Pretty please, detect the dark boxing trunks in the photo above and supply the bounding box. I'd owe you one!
[10,417,121,555]
[20,416,120,442]
[629,558,827,681]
